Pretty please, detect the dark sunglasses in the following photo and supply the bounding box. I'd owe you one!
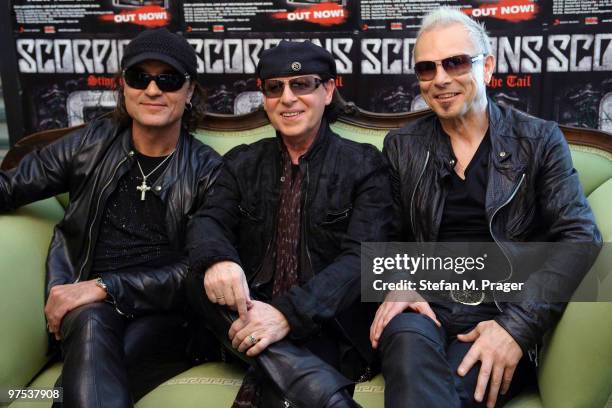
[261,76,325,98]
[123,69,190,92]
[414,54,484,81]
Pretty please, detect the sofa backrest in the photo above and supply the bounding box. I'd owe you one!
[193,120,612,197]
[37,122,611,212]
[5,105,609,189]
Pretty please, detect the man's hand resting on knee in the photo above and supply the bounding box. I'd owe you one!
[457,320,523,408]
[370,290,441,349]
[204,260,252,320]
[45,281,108,340]
[228,300,290,357]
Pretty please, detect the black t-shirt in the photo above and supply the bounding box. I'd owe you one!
[92,151,177,273]
[438,131,493,242]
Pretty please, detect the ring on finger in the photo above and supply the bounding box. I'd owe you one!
[216,295,225,300]
[247,334,258,345]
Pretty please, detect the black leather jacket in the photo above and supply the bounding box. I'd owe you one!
[0,117,222,317]
[188,121,393,364]
[383,101,602,355]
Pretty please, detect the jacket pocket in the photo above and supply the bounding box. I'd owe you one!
[238,204,262,223]
[237,203,266,275]
[505,177,536,239]
[320,206,352,226]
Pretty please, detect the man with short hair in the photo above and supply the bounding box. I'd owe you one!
[187,40,393,407]
[370,8,601,408]
[0,28,221,407]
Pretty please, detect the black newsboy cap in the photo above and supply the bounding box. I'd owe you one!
[256,40,336,80]
[121,28,197,78]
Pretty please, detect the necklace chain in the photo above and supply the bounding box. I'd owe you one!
[136,150,175,182]
[135,150,175,201]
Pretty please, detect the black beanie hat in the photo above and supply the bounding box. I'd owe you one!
[256,40,336,80]
[121,28,197,78]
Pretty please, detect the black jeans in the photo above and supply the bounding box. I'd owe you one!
[186,272,356,408]
[53,302,191,408]
[379,302,536,408]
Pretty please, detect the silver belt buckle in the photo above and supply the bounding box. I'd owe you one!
[450,289,485,305]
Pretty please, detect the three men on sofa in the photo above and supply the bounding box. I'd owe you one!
[0,9,602,408]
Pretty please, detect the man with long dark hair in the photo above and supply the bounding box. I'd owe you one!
[0,28,221,407]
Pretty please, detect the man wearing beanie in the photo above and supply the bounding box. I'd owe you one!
[187,40,393,407]
[0,28,221,407]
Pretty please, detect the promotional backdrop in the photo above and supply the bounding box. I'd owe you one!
[3,0,612,141]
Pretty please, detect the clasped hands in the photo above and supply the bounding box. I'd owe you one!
[370,290,523,408]
[204,261,289,357]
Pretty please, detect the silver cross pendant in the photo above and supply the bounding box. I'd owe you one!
[136,179,151,201]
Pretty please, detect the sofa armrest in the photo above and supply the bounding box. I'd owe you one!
[536,178,612,408]
[537,302,612,408]
[0,198,64,389]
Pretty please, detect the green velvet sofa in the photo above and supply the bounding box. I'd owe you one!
[1,108,611,408]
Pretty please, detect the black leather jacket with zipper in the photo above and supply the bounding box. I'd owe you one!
[383,101,602,356]
[0,117,222,317]
[188,121,394,366]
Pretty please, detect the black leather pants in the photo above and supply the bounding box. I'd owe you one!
[186,272,359,408]
[53,302,190,408]
[379,303,536,408]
